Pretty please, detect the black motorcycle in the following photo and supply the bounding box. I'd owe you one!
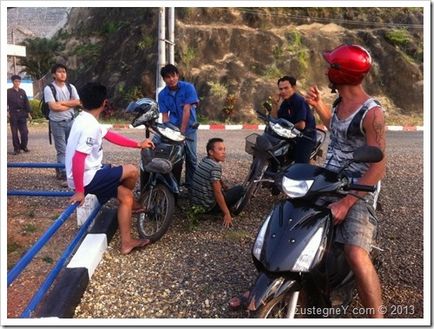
[232,105,326,215]
[126,98,186,242]
[246,145,384,318]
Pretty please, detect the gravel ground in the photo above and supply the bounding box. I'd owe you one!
[6,125,425,319]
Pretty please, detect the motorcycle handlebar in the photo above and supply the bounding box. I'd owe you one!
[345,183,376,192]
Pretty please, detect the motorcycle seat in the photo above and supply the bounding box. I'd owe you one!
[144,158,173,174]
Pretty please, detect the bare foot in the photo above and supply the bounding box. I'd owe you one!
[120,239,150,255]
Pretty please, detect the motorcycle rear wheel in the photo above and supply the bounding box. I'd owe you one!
[136,184,175,242]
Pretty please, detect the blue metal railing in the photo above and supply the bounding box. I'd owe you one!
[7,162,71,197]
[7,203,79,286]
[7,162,65,168]
[20,203,102,318]
[7,162,103,317]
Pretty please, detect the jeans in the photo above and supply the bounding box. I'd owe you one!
[209,185,245,213]
[153,131,198,189]
[183,132,198,189]
[50,119,73,175]
[294,137,316,163]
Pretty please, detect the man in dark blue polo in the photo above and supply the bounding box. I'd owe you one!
[271,75,317,163]
[7,75,32,155]
[157,64,199,191]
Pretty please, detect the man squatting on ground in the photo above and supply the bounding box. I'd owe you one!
[191,138,244,228]
[66,82,154,255]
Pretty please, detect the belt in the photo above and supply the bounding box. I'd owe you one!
[52,118,74,123]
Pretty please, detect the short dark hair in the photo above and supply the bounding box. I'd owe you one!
[206,137,224,156]
[160,64,179,78]
[79,82,107,110]
[11,75,21,81]
[51,63,68,74]
[277,76,296,87]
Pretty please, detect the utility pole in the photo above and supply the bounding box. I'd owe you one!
[156,7,166,98]
[168,7,175,65]
[12,29,17,74]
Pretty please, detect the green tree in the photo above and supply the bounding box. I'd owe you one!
[17,37,63,79]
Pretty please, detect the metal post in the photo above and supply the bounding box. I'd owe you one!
[168,7,175,65]
[156,7,166,98]
[12,29,16,74]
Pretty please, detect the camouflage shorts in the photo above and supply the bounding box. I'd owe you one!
[334,194,378,252]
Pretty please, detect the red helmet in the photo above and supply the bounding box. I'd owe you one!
[323,44,372,85]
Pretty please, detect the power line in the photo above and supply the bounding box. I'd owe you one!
[236,8,424,30]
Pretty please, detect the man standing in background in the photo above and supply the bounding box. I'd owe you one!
[157,64,199,192]
[7,75,32,155]
[44,63,81,186]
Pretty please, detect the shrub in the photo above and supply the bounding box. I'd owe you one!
[30,99,43,119]
[137,35,153,50]
[208,81,228,99]
[385,29,412,46]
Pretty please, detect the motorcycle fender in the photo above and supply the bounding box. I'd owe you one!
[155,173,179,194]
[247,272,298,311]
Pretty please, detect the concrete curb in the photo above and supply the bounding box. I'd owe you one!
[36,208,118,318]
[104,123,423,131]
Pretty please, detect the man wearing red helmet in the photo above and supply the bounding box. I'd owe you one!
[306,44,386,318]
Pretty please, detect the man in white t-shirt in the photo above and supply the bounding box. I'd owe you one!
[65,82,154,255]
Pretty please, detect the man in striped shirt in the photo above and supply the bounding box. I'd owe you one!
[191,138,243,228]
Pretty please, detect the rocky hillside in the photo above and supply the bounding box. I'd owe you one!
[53,7,423,123]
[7,7,70,43]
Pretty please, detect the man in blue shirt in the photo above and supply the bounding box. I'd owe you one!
[271,76,316,163]
[157,64,199,190]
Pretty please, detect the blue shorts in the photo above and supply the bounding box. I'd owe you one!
[85,164,123,204]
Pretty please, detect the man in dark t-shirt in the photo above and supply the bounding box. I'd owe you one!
[271,76,316,163]
[7,75,32,155]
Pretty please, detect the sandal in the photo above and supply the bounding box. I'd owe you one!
[132,207,146,214]
[228,291,250,311]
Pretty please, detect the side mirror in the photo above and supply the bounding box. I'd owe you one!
[353,146,384,163]
[263,101,272,113]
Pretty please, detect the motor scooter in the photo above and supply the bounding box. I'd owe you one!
[126,98,186,242]
[246,144,384,318]
[232,104,326,215]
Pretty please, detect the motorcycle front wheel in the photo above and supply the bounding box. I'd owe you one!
[231,159,266,215]
[136,184,175,242]
[255,291,301,318]
[231,178,259,215]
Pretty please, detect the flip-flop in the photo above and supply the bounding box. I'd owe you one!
[121,239,150,255]
[228,291,250,311]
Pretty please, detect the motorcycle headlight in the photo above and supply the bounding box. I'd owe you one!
[269,121,298,139]
[291,225,325,272]
[281,176,314,198]
[253,212,272,260]
[157,126,185,142]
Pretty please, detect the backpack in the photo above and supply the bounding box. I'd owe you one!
[40,83,73,120]
[40,82,73,144]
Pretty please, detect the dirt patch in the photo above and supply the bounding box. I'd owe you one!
[7,194,79,318]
